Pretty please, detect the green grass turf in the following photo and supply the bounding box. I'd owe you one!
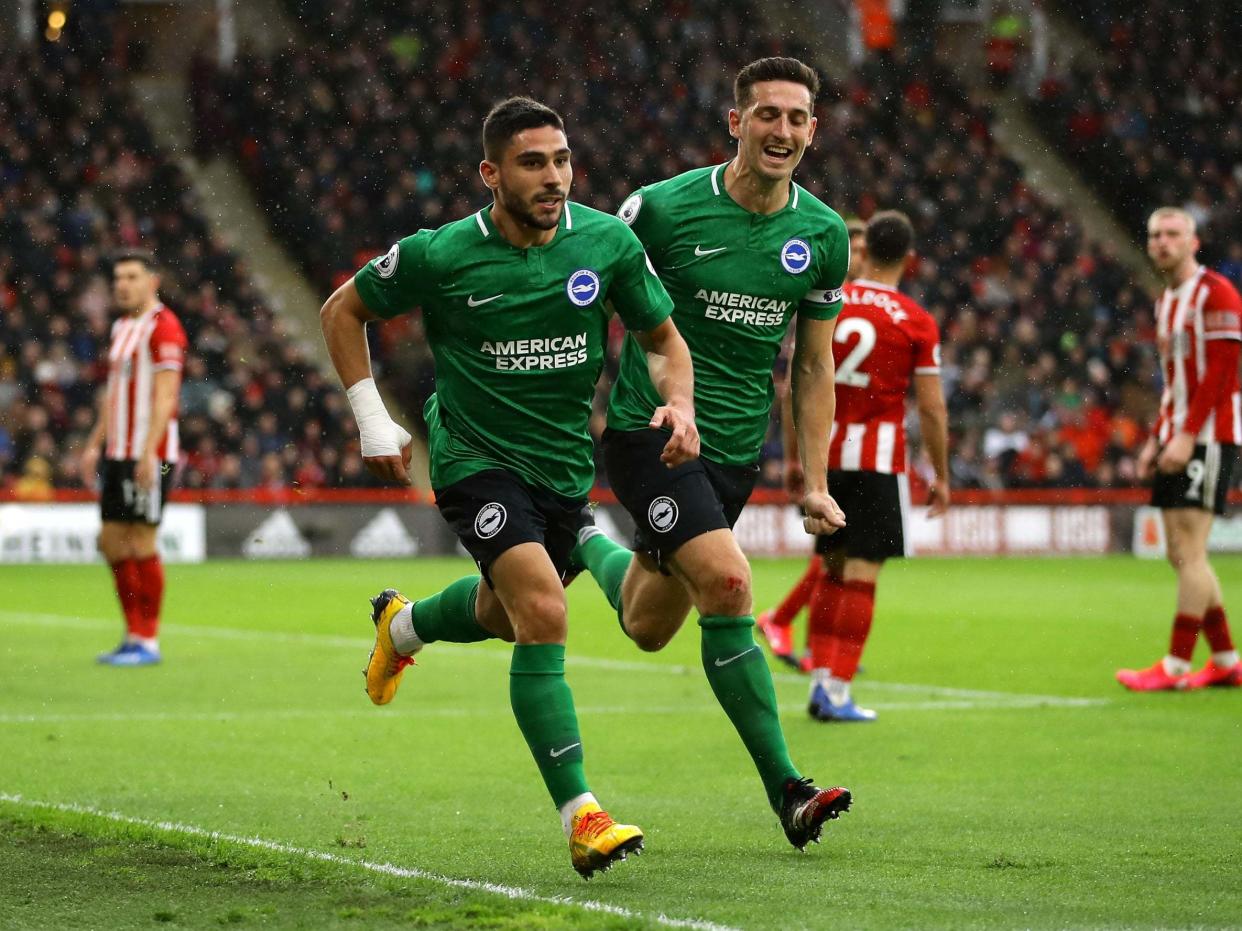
[2,556,1240,930]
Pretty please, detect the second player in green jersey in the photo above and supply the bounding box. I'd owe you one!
[609,162,849,466]
[573,57,854,852]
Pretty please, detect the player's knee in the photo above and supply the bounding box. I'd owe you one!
[626,617,674,652]
[695,564,752,617]
[97,529,124,562]
[1165,546,1184,571]
[508,590,567,640]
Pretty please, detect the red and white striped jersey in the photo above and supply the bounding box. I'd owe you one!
[104,303,188,461]
[828,279,941,473]
[1154,266,1242,445]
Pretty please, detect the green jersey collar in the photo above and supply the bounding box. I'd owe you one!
[473,201,578,247]
[709,162,801,213]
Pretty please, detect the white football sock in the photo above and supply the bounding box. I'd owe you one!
[825,676,852,705]
[1212,650,1240,668]
[559,792,598,837]
[137,637,159,652]
[1162,655,1192,676]
[388,602,423,656]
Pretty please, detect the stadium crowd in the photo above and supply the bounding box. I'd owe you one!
[5,3,1199,493]
[197,0,1162,490]
[0,43,372,494]
[1034,0,1242,276]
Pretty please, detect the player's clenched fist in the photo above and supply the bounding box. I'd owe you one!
[802,490,846,536]
[651,401,699,467]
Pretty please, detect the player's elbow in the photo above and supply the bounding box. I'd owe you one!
[319,290,344,333]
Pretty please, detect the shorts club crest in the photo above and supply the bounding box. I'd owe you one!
[475,502,507,539]
[647,495,679,532]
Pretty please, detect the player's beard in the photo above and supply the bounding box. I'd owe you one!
[114,293,141,315]
[499,187,563,231]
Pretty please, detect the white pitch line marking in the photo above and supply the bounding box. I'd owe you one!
[0,694,1104,727]
[0,793,737,931]
[0,611,1109,709]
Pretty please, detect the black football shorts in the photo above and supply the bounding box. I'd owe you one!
[434,468,587,586]
[816,469,910,562]
[602,427,758,569]
[1151,442,1237,516]
[100,459,174,526]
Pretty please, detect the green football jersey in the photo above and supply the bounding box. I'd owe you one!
[355,202,673,498]
[608,164,850,467]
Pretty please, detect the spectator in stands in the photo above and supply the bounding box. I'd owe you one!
[0,44,364,492]
[204,5,1152,491]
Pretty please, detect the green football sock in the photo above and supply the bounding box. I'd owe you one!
[700,615,800,811]
[411,576,492,644]
[575,529,631,619]
[510,643,590,808]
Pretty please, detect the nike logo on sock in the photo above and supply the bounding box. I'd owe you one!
[549,742,581,758]
[714,647,757,667]
[694,245,727,256]
[467,293,504,307]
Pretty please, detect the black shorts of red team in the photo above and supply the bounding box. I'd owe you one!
[816,469,910,563]
[100,459,175,525]
[1150,443,1238,516]
[435,468,587,586]
[602,427,758,570]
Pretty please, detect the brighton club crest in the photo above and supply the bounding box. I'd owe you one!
[780,238,811,275]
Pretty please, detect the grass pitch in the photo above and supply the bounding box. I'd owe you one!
[2,555,1240,929]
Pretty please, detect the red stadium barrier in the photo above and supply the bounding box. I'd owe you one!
[5,487,1239,506]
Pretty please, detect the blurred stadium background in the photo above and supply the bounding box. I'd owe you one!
[3,0,1241,565]
[4,3,1242,928]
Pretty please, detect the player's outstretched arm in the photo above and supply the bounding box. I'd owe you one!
[321,279,413,486]
[633,317,698,467]
[914,373,951,517]
[791,315,845,535]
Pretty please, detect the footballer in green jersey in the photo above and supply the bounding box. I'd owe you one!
[321,97,697,878]
[571,58,853,850]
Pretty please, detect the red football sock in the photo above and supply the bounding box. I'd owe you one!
[133,554,165,640]
[109,559,143,636]
[807,572,844,671]
[1169,613,1202,662]
[1202,606,1235,654]
[772,557,823,627]
[824,580,876,682]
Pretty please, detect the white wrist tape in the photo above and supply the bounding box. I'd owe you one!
[346,378,411,458]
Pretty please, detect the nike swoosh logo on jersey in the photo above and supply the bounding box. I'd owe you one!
[714,647,757,667]
[694,245,728,256]
[549,742,581,758]
[467,293,504,307]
